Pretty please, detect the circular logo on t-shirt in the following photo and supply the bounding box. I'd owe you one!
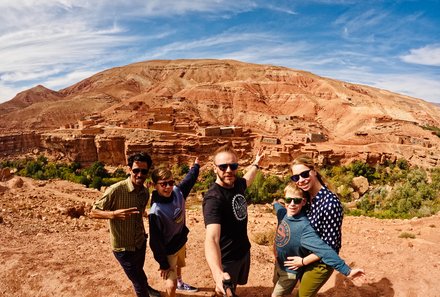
[232,194,247,221]
[275,220,290,247]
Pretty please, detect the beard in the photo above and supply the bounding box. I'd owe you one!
[218,173,236,188]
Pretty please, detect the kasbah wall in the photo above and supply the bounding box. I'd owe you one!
[1,109,439,169]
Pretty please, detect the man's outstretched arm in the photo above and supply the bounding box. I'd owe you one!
[205,223,230,295]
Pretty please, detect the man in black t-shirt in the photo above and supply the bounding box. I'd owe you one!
[203,144,264,296]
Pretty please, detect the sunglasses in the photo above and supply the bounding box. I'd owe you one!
[216,163,239,171]
[157,180,175,188]
[290,169,311,182]
[285,197,304,204]
[132,168,148,175]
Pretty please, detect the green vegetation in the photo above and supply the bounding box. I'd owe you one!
[245,171,289,204]
[192,168,216,193]
[422,125,440,138]
[330,163,440,219]
[2,156,439,219]
[1,156,127,189]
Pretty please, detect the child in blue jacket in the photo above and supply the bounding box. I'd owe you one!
[149,158,200,297]
[272,184,365,297]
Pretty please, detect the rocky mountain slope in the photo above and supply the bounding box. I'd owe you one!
[0,59,439,168]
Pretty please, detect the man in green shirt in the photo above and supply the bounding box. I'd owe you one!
[90,152,161,297]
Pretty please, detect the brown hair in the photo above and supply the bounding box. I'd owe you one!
[212,143,238,163]
[151,167,173,183]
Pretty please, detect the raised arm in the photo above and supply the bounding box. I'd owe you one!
[177,157,200,199]
[243,147,265,187]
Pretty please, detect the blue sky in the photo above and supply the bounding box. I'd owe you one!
[1,0,439,104]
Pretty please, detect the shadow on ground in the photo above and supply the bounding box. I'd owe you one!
[319,274,394,297]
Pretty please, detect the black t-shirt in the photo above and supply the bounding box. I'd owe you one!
[203,177,251,263]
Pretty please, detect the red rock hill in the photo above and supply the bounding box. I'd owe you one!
[0,59,439,168]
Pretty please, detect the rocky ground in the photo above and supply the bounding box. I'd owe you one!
[1,176,439,297]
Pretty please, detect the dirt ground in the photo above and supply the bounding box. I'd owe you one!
[1,176,439,297]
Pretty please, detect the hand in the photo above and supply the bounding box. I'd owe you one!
[254,147,265,166]
[112,207,139,220]
[214,272,231,295]
[194,157,199,165]
[348,268,367,286]
[284,256,303,270]
[160,268,172,280]
[272,198,285,206]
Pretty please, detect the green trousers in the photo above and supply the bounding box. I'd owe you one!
[298,262,334,297]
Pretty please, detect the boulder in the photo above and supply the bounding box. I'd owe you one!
[352,176,369,195]
[0,168,12,181]
[7,177,24,189]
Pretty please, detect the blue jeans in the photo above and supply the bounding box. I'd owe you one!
[113,240,150,297]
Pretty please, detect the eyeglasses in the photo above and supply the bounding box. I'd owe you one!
[290,169,311,182]
[157,180,175,188]
[216,163,239,171]
[285,197,304,204]
[132,168,148,175]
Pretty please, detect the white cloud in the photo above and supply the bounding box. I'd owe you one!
[147,32,276,58]
[122,0,257,17]
[400,44,440,66]
[264,5,296,15]
[0,1,256,95]
[316,68,440,103]
[334,9,389,36]
[0,68,62,83]
[45,70,98,90]
[0,83,21,103]
[371,74,440,103]
[0,25,138,79]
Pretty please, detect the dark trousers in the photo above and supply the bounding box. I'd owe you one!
[222,250,251,286]
[113,240,150,297]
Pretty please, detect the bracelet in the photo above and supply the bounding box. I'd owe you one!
[252,163,260,169]
[301,258,305,266]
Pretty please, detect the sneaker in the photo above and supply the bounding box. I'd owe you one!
[177,282,199,293]
[147,285,161,297]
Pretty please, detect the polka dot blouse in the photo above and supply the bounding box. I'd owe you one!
[306,186,343,253]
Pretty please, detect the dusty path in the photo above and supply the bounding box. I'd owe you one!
[1,177,439,297]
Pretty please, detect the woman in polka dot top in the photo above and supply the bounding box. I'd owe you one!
[286,154,344,296]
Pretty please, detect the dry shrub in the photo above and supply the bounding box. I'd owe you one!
[252,230,275,246]
[398,232,416,239]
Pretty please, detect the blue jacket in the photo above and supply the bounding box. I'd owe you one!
[149,164,199,269]
[274,203,351,276]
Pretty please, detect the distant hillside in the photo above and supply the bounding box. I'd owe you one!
[0,59,439,168]
[1,59,439,135]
